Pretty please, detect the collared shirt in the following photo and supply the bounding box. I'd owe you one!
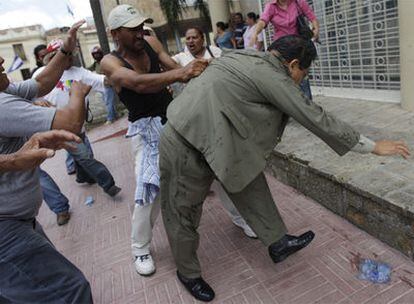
[172,45,222,67]
[261,0,316,41]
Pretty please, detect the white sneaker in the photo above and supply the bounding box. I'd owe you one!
[233,219,258,239]
[134,254,156,276]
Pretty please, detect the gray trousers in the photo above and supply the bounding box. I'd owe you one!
[159,123,287,278]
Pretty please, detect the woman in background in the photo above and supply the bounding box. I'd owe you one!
[250,0,320,100]
[214,21,236,49]
[243,12,264,51]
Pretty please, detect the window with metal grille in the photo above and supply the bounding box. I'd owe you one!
[259,0,400,94]
[12,44,27,61]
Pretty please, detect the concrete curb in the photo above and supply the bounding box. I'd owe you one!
[267,150,414,259]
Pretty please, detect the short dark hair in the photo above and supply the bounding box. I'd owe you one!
[216,22,228,31]
[33,44,47,57]
[268,35,317,70]
[234,12,243,20]
[186,27,204,38]
[247,12,259,22]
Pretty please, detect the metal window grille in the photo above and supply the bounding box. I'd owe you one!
[259,0,400,92]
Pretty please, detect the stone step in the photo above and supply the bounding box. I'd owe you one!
[266,96,414,259]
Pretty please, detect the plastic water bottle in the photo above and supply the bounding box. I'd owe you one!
[84,196,94,206]
[358,259,391,284]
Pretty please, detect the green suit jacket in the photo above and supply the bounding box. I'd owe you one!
[167,50,360,193]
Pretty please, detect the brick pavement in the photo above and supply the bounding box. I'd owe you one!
[39,118,414,304]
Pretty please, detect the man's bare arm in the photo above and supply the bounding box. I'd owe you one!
[35,20,85,97]
[0,130,81,172]
[145,36,181,71]
[52,81,91,134]
[101,55,208,94]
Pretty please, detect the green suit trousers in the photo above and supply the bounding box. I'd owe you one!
[159,123,287,278]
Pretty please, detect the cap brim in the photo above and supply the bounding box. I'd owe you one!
[122,17,154,28]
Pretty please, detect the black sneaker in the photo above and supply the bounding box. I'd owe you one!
[177,271,215,302]
[106,185,121,197]
[268,231,315,263]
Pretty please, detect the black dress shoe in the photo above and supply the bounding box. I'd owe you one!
[177,271,215,302]
[268,231,315,263]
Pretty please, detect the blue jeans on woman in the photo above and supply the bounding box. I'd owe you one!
[39,169,69,215]
[0,219,93,303]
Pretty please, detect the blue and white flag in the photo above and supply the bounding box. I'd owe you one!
[7,55,24,73]
[67,2,74,17]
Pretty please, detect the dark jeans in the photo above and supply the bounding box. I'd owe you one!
[68,134,115,192]
[300,77,313,101]
[39,169,70,215]
[0,219,93,303]
[65,135,93,174]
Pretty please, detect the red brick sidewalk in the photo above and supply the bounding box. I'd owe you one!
[40,119,414,304]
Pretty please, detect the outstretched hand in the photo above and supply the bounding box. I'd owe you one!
[9,130,81,171]
[181,59,209,82]
[63,19,86,53]
[373,140,410,159]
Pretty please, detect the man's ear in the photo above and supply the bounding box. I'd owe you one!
[288,59,300,70]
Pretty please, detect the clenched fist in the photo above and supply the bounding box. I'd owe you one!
[180,59,209,83]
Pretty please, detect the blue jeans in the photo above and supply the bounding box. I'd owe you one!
[104,87,117,122]
[65,135,93,174]
[300,77,313,101]
[39,169,69,215]
[0,219,93,303]
[69,134,115,192]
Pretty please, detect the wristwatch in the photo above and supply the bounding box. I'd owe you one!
[60,47,72,56]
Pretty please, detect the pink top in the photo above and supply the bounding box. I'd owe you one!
[260,0,316,41]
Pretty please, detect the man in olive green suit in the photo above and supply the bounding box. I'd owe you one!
[159,35,409,302]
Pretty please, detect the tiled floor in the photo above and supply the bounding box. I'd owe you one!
[39,119,414,304]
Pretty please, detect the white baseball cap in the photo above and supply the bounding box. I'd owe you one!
[107,4,153,30]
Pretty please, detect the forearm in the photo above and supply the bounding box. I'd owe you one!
[52,93,86,134]
[130,69,184,93]
[0,154,18,172]
[35,51,70,97]
[255,20,266,35]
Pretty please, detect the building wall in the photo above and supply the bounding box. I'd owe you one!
[0,25,46,81]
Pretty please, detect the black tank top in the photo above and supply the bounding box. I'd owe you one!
[111,41,172,123]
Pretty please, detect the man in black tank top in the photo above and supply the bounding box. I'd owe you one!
[101,5,209,279]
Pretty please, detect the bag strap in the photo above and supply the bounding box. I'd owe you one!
[295,0,304,15]
[206,45,215,58]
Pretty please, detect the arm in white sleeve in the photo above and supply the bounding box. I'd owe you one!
[351,135,376,154]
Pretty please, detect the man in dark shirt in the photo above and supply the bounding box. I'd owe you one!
[30,44,47,77]
[233,12,248,49]
[101,4,208,277]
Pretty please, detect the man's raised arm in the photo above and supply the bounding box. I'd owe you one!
[35,20,85,97]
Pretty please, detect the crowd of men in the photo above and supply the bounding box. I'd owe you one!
[0,4,410,303]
